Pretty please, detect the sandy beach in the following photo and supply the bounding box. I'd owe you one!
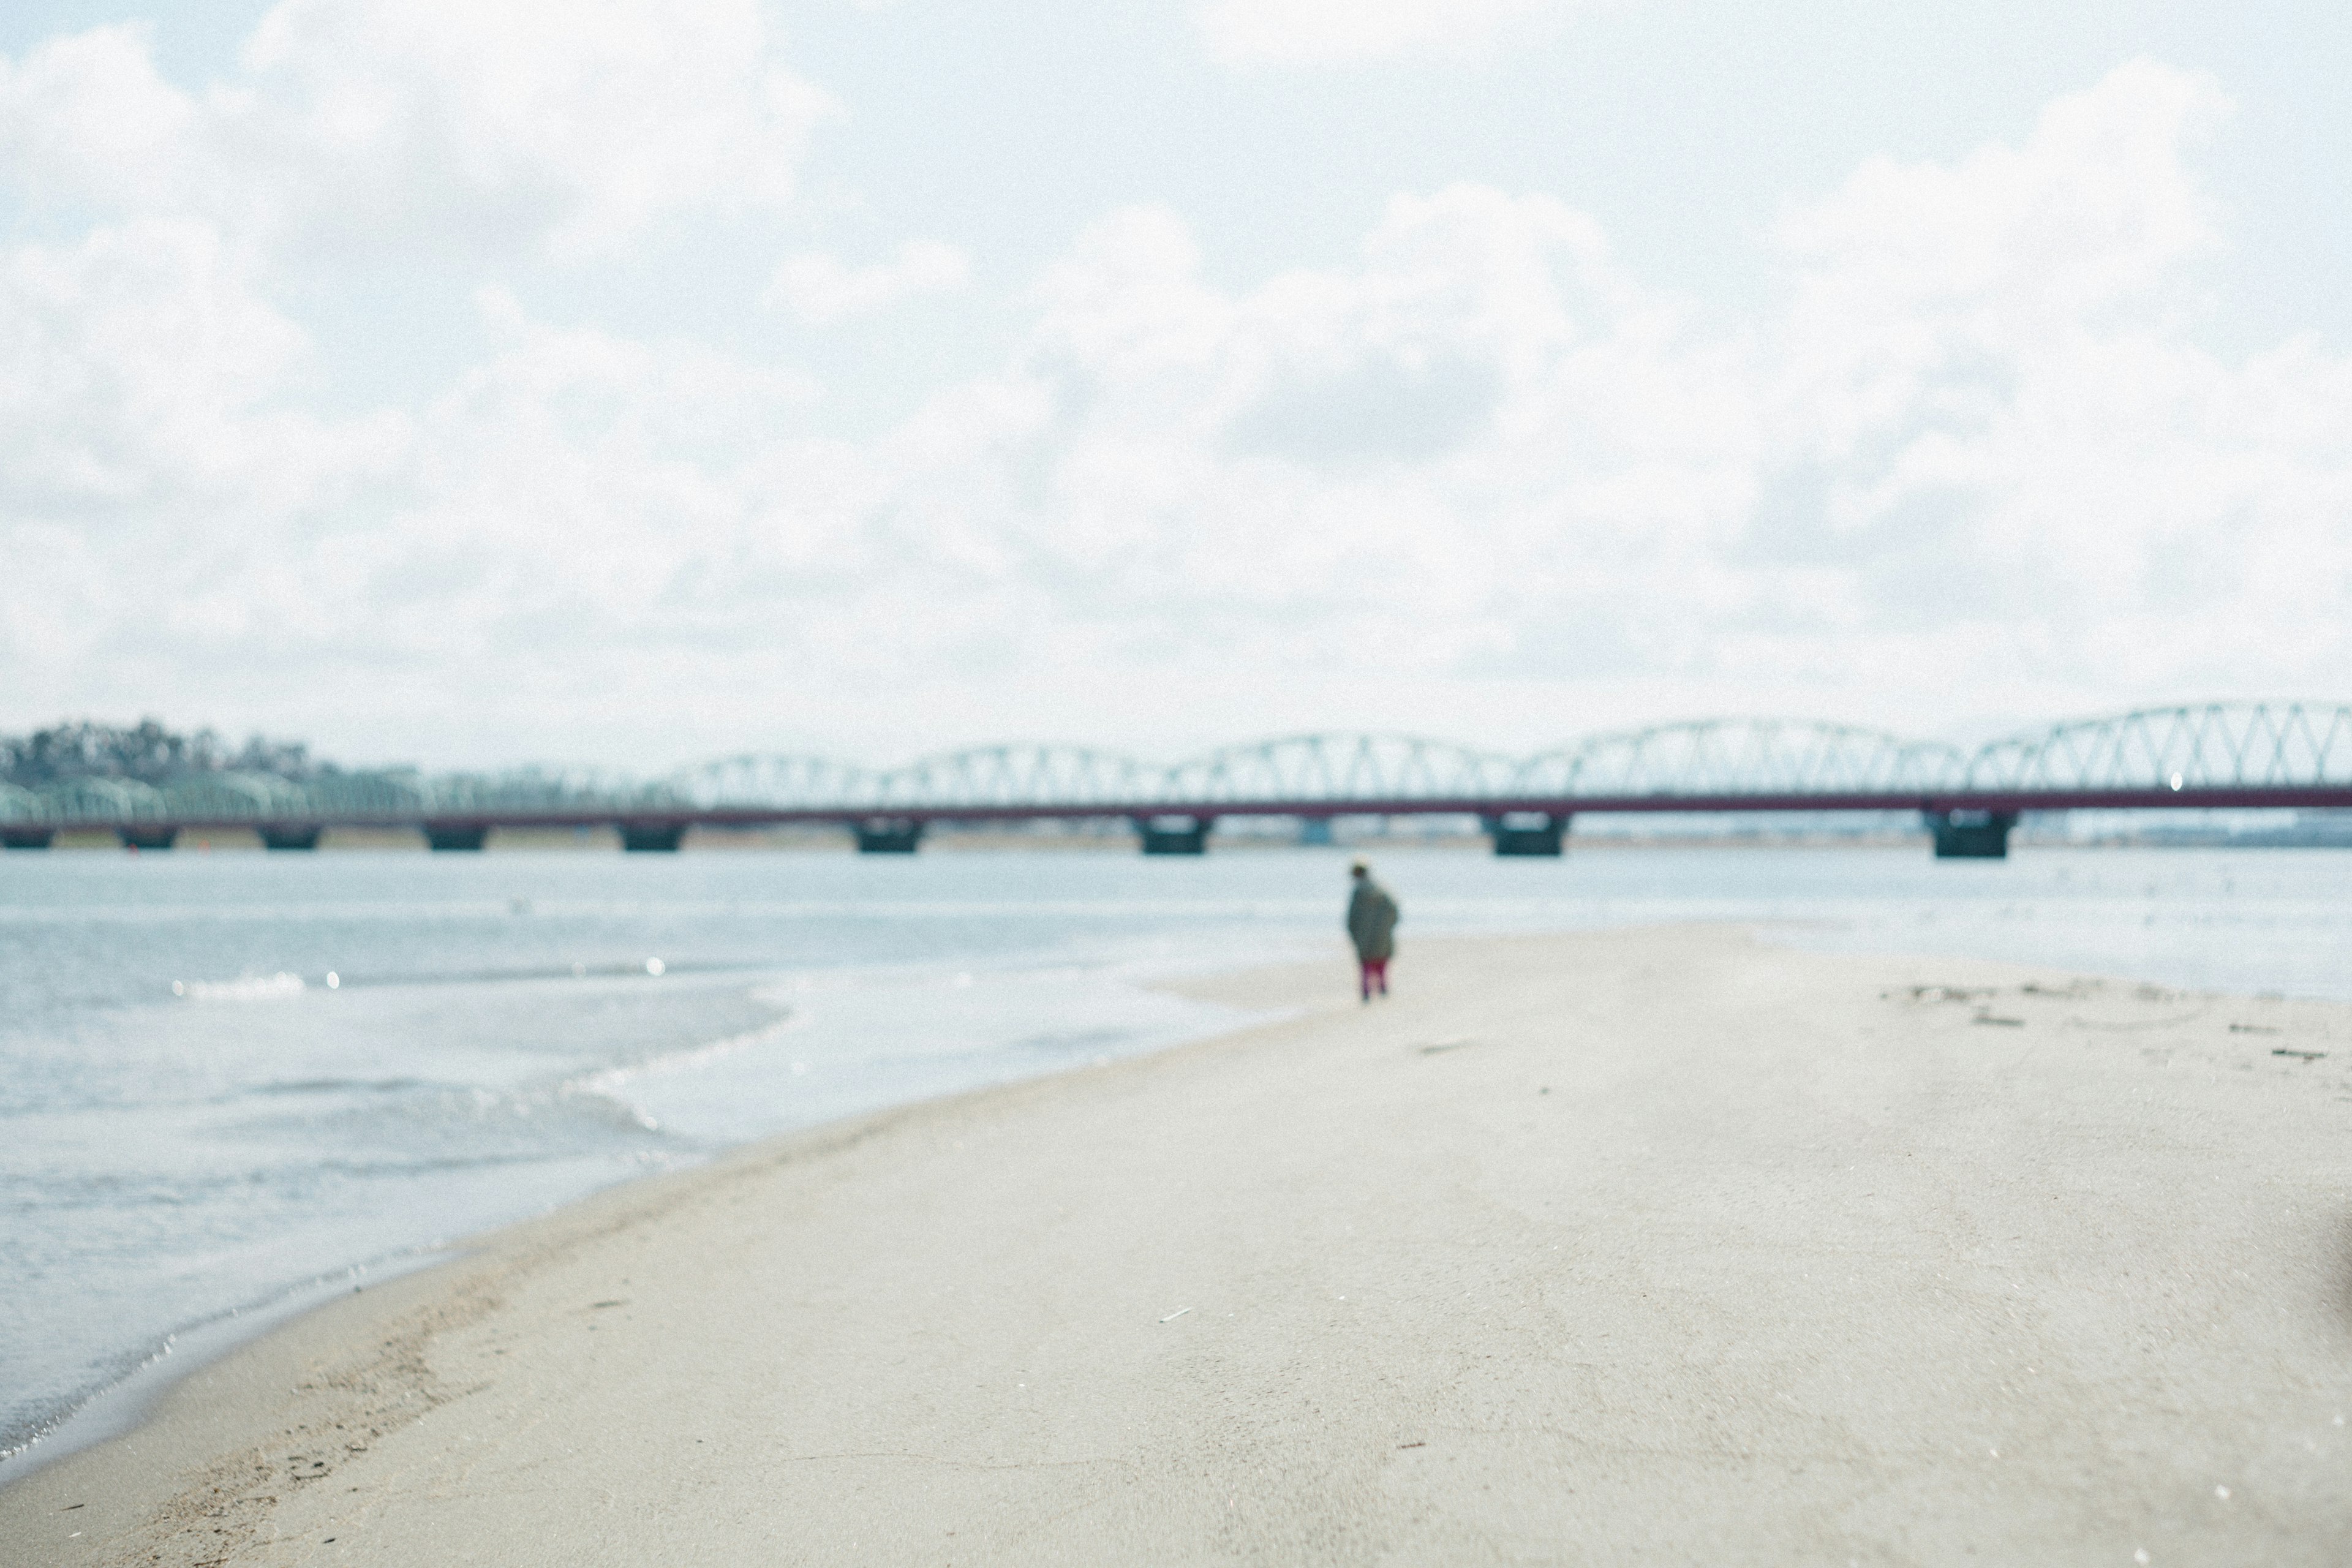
[6,925,2351,1565]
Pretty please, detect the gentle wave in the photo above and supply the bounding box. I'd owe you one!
[158,958,762,1001]
[250,1077,430,1097]
[331,957,717,987]
[172,972,305,1002]
[562,1014,802,1125]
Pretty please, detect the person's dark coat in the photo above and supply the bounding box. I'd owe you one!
[1346,878,1399,962]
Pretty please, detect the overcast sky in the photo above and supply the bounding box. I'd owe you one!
[1,1,2346,771]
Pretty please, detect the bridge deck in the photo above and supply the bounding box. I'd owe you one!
[34,785,2352,837]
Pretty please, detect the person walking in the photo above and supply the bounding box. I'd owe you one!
[1346,860,1399,1002]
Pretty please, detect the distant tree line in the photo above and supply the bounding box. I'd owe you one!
[0,719,337,789]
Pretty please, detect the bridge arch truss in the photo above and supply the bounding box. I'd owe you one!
[7,704,2352,850]
[1962,703,2352,793]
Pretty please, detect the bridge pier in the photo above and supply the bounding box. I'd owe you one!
[425,824,490,852]
[260,825,323,851]
[2,828,53,850]
[1136,815,1213,855]
[1296,816,1335,848]
[854,818,925,854]
[119,826,178,851]
[1927,810,2016,859]
[620,822,688,853]
[1484,812,1569,857]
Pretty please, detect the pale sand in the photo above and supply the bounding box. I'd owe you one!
[7,927,2352,1566]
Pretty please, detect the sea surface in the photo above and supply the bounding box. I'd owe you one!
[4,842,2348,1468]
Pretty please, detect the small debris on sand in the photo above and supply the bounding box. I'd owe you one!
[1899,986,1994,1005]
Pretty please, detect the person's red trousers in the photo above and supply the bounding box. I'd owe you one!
[1359,957,1389,999]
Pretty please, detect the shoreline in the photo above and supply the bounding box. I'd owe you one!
[0,947,1294,1480]
[8,927,2352,1563]
[0,1052,1230,1554]
[0,1251,457,1484]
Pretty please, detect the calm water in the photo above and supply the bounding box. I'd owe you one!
[3,842,2347,1465]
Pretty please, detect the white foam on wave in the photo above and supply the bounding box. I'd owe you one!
[559,1014,801,1129]
[172,972,307,1003]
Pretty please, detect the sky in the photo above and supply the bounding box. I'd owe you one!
[0,1,2346,772]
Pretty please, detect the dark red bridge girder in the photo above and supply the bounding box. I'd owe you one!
[100,785,2352,838]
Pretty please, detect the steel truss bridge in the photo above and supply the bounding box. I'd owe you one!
[4,703,2350,859]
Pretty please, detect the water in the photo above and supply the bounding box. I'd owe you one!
[3,842,2347,1468]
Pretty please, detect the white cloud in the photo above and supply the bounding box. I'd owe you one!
[0,221,303,509]
[2,55,2347,766]
[0,217,413,553]
[1000,187,1744,675]
[1194,0,1567,67]
[1740,59,2352,703]
[765,240,969,323]
[0,26,193,213]
[0,215,406,688]
[0,0,833,261]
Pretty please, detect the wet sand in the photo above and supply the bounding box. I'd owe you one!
[6,926,2352,1565]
